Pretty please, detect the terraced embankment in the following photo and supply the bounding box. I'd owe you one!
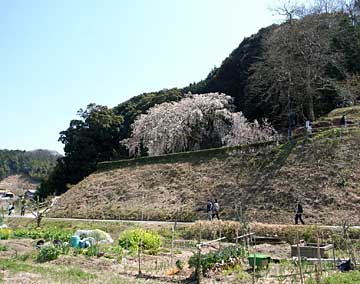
[49,125,360,225]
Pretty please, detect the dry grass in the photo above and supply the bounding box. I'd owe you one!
[48,125,360,225]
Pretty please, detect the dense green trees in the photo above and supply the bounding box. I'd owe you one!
[37,104,123,198]
[0,149,58,181]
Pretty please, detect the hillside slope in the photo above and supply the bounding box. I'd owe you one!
[49,124,360,225]
[0,174,39,195]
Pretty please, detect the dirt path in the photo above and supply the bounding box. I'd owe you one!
[5,215,360,231]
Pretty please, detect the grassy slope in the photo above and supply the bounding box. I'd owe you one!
[49,108,360,225]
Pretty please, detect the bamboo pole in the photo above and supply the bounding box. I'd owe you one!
[218,227,222,251]
[197,237,226,247]
[196,225,202,284]
[315,235,321,284]
[171,223,175,267]
[296,232,304,284]
[233,232,255,241]
[252,243,256,284]
[317,235,323,275]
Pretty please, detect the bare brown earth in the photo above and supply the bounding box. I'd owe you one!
[48,127,360,225]
[0,174,39,194]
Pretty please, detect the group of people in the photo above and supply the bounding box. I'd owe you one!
[7,197,27,216]
[205,199,305,225]
[206,199,220,221]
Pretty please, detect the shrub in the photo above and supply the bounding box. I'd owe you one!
[36,245,60,263]
[118,228,161,255]
[0,228,12,240]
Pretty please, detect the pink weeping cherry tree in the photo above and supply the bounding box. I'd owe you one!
[122,92,276,156]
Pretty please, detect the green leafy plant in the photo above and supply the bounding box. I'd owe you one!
[13,227,72,242]
[0,228,12,240]
[83,245,98,257]
[36,245,61,263]
[59,242,70,255]
[103,245,123,261]
[0,244,9,251]
[175,259,185,270]
[118,228,161,255]
[189,246,245,276]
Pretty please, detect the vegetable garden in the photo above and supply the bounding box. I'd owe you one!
[0,217,360,284]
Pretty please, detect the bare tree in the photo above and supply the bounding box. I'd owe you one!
[28,197,52,228]
[250,1,348,123]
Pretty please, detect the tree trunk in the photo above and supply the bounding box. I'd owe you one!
[306,66,315,121]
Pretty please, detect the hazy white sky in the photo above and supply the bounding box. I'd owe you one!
[0,0,278,153]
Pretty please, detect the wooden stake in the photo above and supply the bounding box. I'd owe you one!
[138,240,142,275]
[331,237,336,270]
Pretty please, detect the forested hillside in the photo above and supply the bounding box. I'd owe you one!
[0,149,59,182]
[40,2,360,198]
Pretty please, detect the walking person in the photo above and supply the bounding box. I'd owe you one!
[340,115,346,127]
[206,200,213,221]
[7,203,14,216]
[20,197,26,216]
[212,199,220,220]
[294,202,305,225]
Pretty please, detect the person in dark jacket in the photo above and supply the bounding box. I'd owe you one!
[340,115,346,127]
[295,202,305,225]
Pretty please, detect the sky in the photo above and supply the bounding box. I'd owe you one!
[0,0,277,154]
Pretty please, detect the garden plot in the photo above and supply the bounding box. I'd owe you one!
[0,219,359,284]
